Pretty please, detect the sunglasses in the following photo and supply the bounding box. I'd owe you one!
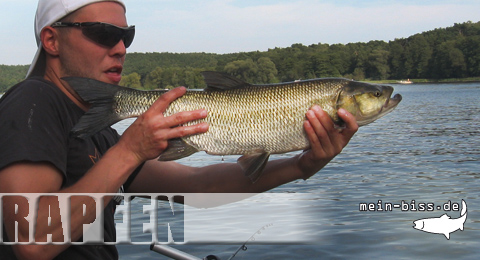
[51,22,135,48]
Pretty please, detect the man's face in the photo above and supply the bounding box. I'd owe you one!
[58,2,129,84]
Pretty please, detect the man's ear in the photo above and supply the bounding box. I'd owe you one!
[41,27,60,56]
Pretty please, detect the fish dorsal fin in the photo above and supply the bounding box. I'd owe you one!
[440,214,451,219]
[202,71,252,90]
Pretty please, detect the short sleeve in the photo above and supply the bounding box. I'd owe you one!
[0,79,75,174]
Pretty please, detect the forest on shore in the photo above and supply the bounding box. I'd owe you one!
[1,21,479,92]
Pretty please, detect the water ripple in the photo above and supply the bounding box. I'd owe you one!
[115,83,480,259]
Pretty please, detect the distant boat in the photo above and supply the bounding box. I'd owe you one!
[397,79,413,84]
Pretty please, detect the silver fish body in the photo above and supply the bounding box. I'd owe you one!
[64,72,402,181]
[166,80,341,156]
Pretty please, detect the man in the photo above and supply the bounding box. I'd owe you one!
[0,0,358,259]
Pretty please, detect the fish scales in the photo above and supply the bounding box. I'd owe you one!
[114,89,164,117]
[160,80,344,155]
[111,80,343,155]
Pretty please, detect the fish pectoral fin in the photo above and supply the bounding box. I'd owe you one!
[158,139,199,161]
[237,152,271,183]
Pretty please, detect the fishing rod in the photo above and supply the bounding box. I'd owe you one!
[227,223,274,260]
[150,223,273,260]
[150,244,220,260]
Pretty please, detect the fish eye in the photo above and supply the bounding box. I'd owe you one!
[374,91,381,97]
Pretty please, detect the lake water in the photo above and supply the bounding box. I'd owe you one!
[112,83,480,259]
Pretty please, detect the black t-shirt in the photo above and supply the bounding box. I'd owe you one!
[0,77,140,259]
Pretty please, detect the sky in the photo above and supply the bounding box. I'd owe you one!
[1,0,480,66]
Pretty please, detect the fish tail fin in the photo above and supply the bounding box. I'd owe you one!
[460,199,467,231]
[62,77,124,138]
[461,199,467,216]
[237,152,270,183]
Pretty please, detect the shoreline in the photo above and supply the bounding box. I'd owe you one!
[366,77,480,84]
[2,78,480,95]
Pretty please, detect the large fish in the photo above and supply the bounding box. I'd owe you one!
[64,72,402,181]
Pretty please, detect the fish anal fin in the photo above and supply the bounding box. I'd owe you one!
[444,232,450,240]
[201,71,251,90]
[158,139,199,161]
[237,151,270,183]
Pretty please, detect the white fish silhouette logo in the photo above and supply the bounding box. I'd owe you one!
[413,200,467,240]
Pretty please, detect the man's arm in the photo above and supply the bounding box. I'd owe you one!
[0,148,138,259]
[127,106,358,194]
[0,87,208,260]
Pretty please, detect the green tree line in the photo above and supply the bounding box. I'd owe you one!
[0,65,29,93]
[1,21,479,92]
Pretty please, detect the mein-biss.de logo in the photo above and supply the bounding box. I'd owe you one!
[413,200,467,240]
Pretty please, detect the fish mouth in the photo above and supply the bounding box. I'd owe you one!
[373,92,402,122]
[413,220,424,230]
[384,93,402,111]
[378,85,402,116]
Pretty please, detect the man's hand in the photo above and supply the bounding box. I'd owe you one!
[118,87,209,164]
[297,106,358,180]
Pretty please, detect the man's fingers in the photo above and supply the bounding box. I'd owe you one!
[158,109,208,129]
[150,87,187,113]
[163,122,209,140]
[306,106,334,151]
[303,120,320,149]
[337,108,359,136]
[306,109,325,138]
[313,106,336,133]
